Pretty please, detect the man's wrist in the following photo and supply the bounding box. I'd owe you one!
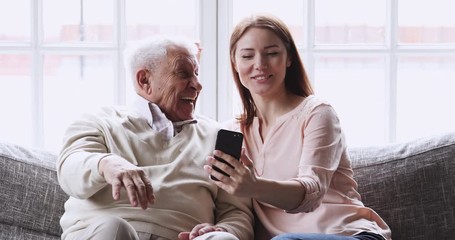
[97,154,114,177]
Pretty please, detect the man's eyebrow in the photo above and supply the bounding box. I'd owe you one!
[174,62,196,72]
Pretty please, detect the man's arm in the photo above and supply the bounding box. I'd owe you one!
[56,113,154,209]
[56,115,112,199]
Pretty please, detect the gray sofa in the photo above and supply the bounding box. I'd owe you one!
[1,133,454,240]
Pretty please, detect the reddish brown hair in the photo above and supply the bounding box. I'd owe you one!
[230,13,314,126]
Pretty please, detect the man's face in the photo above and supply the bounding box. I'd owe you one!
[149,46,202,121]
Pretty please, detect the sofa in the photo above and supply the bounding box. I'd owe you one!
[1,132,454,240]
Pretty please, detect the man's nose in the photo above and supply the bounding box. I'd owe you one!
[189,76,202,91]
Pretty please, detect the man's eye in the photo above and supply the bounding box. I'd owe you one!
[195,71,199,77]
[177,72,189,78]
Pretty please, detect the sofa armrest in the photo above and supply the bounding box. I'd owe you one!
[0,141,67,239]
[348,132,455,240]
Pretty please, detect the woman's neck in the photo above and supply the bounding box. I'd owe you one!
[253,92,304,140]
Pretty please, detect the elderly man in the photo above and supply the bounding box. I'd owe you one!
[56,36,253,240]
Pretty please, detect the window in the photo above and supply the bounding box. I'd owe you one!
[0,0,213,153]
[221,0,455,147]
[1,0,454,152]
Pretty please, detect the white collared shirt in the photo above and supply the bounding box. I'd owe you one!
[130,96,197,140]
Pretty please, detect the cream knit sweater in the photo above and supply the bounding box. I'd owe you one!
[57,106,253,240]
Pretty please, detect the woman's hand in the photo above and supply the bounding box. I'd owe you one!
[99,155,155,209]
[204,148,257,198]
[178,223,226,240]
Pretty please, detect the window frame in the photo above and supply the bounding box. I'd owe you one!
[2,0,455,150]
[216,0,455,145]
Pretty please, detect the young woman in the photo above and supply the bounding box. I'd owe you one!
[204,14,391,240]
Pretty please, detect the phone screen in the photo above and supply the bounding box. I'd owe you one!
[211,129,243,181]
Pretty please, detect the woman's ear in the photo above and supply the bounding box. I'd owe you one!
[232,56,238,72]
[286,57,292,67]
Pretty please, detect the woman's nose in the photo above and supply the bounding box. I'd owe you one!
[255,56,267,69]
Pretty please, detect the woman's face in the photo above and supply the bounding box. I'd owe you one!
[233,27,290,98]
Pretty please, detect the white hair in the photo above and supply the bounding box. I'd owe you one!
[123,35,198,88]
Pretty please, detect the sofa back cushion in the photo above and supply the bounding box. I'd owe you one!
[1,132,454,240]
[0,141,67,239]
[349,132,455,240]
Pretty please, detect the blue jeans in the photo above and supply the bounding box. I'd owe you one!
[271,232,384,240]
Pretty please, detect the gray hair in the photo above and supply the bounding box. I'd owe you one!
[123,35,198,88]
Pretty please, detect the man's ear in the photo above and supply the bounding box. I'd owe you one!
[136,69,151,94]
[194,42,202,62]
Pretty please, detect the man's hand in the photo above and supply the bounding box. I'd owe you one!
[178,223,226,240]
[99,155,155,209]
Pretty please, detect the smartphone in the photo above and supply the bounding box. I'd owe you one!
[210,129,244,181]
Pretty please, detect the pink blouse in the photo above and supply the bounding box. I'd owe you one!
[231,95,391,240]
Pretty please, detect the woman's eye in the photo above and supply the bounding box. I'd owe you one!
[267,52,279,56]
[241,55,253,59]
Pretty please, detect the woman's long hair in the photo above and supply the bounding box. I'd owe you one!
[229,13,314,127]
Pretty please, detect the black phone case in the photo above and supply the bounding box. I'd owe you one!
[211,129,243,181]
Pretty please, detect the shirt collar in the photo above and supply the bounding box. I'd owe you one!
[130,95,197,138]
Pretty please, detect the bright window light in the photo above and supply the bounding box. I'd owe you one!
[0,0,454,152]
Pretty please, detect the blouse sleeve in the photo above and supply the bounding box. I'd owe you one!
[286,103,346,213]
